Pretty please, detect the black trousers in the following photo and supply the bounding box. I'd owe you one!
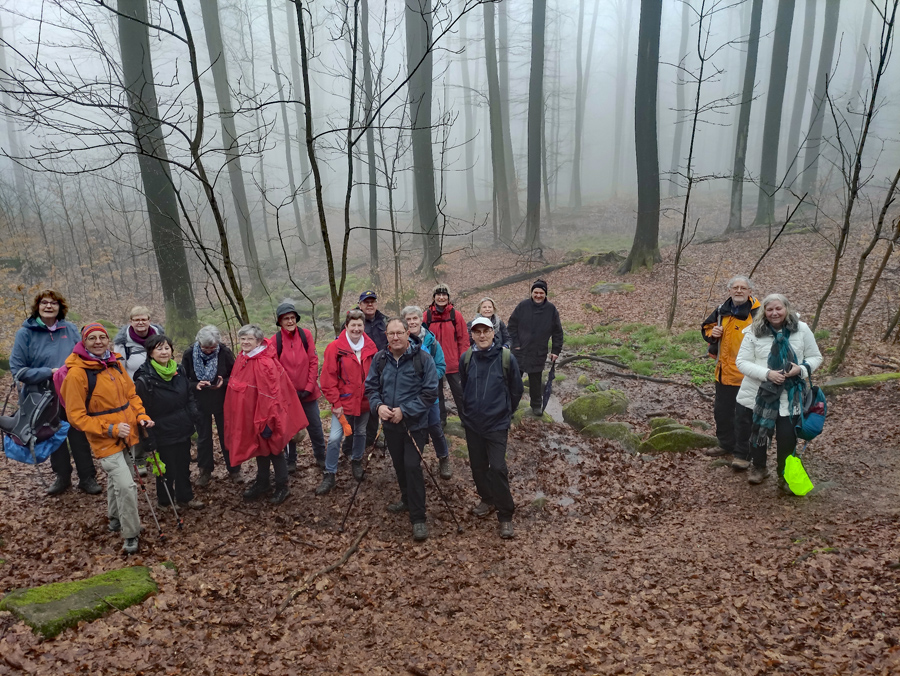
[465,427,515,521]
[196,405,234,473]
[51,409,97,482]
[256,453,289,488]
[384,425,428,524]
[438,372,465,424]
[527,371,544,409]
[714,382,752,460]
[155,439,194,505]
[287,398,327,464]
[737,404,797,477]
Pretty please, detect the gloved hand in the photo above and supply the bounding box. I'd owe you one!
[261,425,273,439]
[297,390,311,400]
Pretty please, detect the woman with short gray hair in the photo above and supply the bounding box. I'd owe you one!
[181,324,240,486]
[224,324,307,505]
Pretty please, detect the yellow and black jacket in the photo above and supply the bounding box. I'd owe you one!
[701,297,760,386]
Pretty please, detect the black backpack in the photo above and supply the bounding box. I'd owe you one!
[0,378,61,448]
[275,328,309,356]
[373,348,424,379]
[83,361,130,417]
[424,307,455,328]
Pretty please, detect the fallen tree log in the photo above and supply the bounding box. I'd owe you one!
[608,371,712,399]
[458,259,582,299]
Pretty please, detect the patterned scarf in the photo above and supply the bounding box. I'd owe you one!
[749,326,802,447]
[192,342,219,382]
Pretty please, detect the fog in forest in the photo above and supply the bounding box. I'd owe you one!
[0,0,898,335]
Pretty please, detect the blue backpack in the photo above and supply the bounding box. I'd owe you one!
[795,377,827,441]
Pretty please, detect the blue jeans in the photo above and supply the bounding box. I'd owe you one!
[325,411,369,474]
[427,400,449,458]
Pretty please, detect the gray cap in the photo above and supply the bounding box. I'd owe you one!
[275,301,299,325]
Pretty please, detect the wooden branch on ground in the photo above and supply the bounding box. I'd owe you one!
[608,371,712,399]
[457,259,582,299]
[99,596,141,623]
[556,354,629,369]
[276,526,370,617]
[869,362,897,370]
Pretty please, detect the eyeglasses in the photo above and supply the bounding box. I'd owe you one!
[731,286,749,292]
[387,331,407,337]
[39,300,59,306]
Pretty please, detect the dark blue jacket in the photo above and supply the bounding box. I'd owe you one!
[364,338,438,432]
[459,338,524,435]
[10,318,79,385]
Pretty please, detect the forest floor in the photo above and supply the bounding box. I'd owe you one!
[1,220,900,674]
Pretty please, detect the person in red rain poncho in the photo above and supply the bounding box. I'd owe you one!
[224,324,307,505]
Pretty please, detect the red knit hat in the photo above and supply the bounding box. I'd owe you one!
[81,322,109,341]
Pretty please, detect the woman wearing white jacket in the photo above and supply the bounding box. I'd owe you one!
[735,294,822,486]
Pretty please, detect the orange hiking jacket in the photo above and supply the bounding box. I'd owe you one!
[60,343,151,458]
[701,297,760,386]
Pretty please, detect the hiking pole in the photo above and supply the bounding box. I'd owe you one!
[403,422,463,534]
[338,445,375,533]
[126,440,165,541]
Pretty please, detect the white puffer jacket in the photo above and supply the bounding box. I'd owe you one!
[735,321,823,416]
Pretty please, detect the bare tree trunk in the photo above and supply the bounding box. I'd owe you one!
[199,0,264,293]
[117,0,198,341]
[668,0,690,199]
[0,17,28,223]
[753,0,796,226]
[525,0,546,251]
[360,0,379,273]
[459,3,477,216]
[850,1,875,110]
[782,0,816,192]
[498,0,521,224]
[612,0,635,198]
[285,0,316,233]
[569,0,586,210]
[266,0,307,259]
[800,0,840,197]
[725,0,763,233]
[484,2,512,241]
[620,0,662,273]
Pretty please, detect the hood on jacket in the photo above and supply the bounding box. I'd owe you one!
[69,341,120,368]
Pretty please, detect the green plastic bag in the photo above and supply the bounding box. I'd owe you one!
[783,454,813,496]
[145,451,167,477]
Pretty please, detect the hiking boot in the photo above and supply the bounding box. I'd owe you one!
[229,469,245,484]
[108,518,121,533]
[531,407,543,417]
[471,501,495,518]
[316,457,326,471]
[78,477,102,495]
[157,502,171,511]
[46,474,71,496]
[179,499,206,510]
[374,435,386,450]
[439,456,452,480]
[731,457,751,471]
[137,464,148,477]
[315,472,336,496]
[748,466,769,484]
[704,447,729,457]
[499,521,514,539]
[196,469,211,488]
[351,459,364,482]
[269,485,291,505]
[777,478,793,495]
[387,500,409,513]
[287,460,297,474]
[242,480,271,501]
[123,537,139,554]
[412,522,428,541]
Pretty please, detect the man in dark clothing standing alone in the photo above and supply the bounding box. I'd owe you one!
[508,279,564,415]
[461,317,523,539]
[365,318,439,541]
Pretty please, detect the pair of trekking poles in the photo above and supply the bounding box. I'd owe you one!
[338,422,463,535]
[123,427,182,541]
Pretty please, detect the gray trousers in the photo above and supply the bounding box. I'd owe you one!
[99,448,140,539]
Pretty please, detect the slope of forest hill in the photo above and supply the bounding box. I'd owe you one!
[1,221,900,674]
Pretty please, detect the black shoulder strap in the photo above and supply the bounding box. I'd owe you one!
[299,328,309,351]
[425,308,433,327]
[85,362,128,417]
[375,349,422,378]
[277,329,308,356]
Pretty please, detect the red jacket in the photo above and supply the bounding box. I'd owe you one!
[224,342,308,465]
[267,327,321,402]
[426,303,468,374]
[320,331,378,416]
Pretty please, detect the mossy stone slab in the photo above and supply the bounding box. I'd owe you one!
[444,416,466,439]
[512,401,553,426]
[649,417,678,430]
[648,423,692,438]
[821,372,900,394]
[638,429,719,453]
[581,421,633,441]
[0,566,157,638]
[561,391,629,430]
[590,282,635,294]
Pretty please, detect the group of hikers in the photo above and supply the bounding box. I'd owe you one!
[7,272,823,554]
[8,281,563,553]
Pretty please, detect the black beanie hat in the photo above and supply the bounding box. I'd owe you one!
[531,279,548,293]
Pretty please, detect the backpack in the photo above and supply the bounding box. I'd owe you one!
[276,328,309,357]
[461,346,511,382]
[425,306,455,328]
[795,379,827,441]
[0,377,61,449]
[374,348,424,379]
[55,361,129,416]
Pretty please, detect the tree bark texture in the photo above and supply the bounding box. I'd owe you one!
[612,0,635,198]
[525,0,547,251]
[360,0,379,268]
[484,3,512,242]
[498,1,520,224]
[668,0,690,199]
[783,0,816,191]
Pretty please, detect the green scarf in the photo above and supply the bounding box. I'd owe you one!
[151,358,178,382]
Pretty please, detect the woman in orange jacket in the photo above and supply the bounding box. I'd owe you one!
[60,322,154,554]
[701,276,760,469]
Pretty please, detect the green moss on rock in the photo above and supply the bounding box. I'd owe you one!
[649,417,678,429]
[581,421,633,441]
[512,401,552,426]
[0,566,157,639]
[590,282,636,294]
[690,420,711,430]
[576,374,590,387]
[648,423,692,438]
[821,372,900,394]
[444,416,466,439]
[561,391,629,430]
[638,429,718,453]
